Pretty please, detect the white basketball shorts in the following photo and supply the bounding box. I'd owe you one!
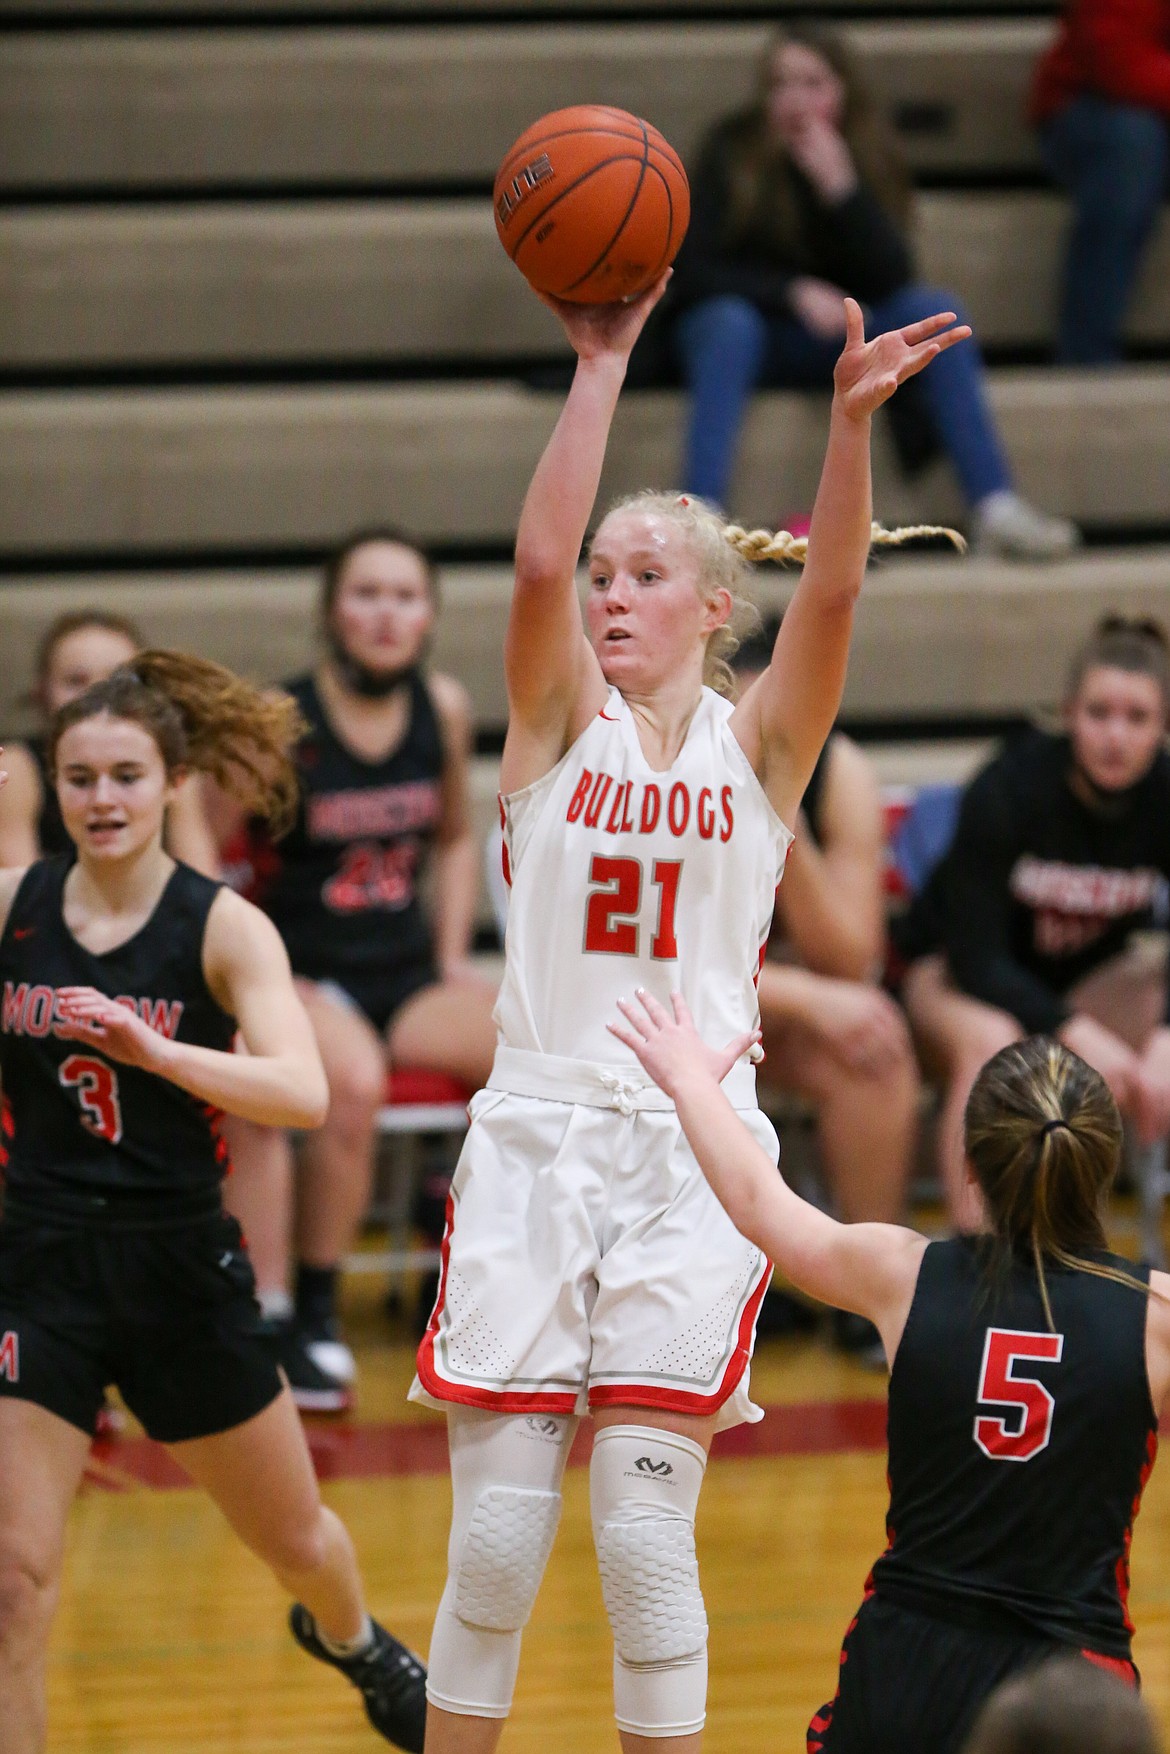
[411,1048,775,1431]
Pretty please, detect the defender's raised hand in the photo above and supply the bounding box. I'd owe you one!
[608,988,760,1100]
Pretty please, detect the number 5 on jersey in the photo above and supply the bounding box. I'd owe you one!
[59,1054,123,1145]
[974,1327,1064,1462]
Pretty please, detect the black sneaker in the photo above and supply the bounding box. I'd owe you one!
[289,1605,427,1751]
[831,1308,888,1372]
[261,1317,352,1414]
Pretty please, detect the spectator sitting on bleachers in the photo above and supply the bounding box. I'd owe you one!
[0,609,217,873]
[221,530,497,1407]
[661,22,1078,561]
[736,622,919,1366]
[1032,0,1170,366]
[895,615,1170,1232]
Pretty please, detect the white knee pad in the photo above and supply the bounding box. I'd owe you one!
[590,1424,709,1738]
[454,1483,562,1631]
[426,1408,575,1719]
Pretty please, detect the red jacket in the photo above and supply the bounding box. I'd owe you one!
[1031,0,1170,120]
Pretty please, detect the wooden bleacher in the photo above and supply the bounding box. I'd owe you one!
[3,370,1170,554]
[0,21,1053,193]
[5,196,1170,369]
[5,549,1170,738]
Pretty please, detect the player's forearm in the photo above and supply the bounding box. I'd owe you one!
[153,1039,329,1129]
[671,1073,788,1253]
[514,355,626,590]
[432,831,480,970]
[801,403,873,613]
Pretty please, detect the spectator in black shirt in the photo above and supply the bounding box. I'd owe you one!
[897,616,1170,1227]
[665,24,1078,560]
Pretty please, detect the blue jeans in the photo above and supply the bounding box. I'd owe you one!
[675,282,1012,512]
[1039,96,1169,365]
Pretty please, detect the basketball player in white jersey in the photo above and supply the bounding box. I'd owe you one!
[411,278,969,1753]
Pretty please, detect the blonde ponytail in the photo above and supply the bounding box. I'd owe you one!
[719,519,966,567]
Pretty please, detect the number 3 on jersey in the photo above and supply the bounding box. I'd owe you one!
[59,1054,123,1145]
[584,856,682,960]
[974,1327,1064,1461]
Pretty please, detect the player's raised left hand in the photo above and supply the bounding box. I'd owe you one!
[609,988,759,1100]
[56,987,173,1073]
[833,296,970,422]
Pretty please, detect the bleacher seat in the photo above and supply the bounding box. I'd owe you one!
[0,21,1054,195]
[6,553,1170,748]
[5,372,1170,557]
[6,196,1170,369]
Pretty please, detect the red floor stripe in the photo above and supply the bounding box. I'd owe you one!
[84,1398,890,1493]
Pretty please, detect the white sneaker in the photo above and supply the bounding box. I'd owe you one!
[972,491,1081,562]
[305,1335,358,1386]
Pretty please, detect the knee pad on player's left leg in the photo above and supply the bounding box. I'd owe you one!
[590,1424,709,1738]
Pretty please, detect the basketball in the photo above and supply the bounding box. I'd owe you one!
[493,105,690,304]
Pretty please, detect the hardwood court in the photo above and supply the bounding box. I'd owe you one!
[46,1266,1170,1753]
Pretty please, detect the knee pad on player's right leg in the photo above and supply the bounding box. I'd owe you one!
[454,1484,562,1632]
[427,1409,574,1718]
[427,1485,562,1717]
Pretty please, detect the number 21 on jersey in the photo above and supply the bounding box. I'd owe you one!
[974,1327,1064,1462]
[584,856,682,959]
[59,1054,123,1145]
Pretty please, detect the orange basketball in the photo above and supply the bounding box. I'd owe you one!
[493,105,690,304]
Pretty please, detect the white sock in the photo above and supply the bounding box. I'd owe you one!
[258,1288,293,1321]
[318,1613,374,1659]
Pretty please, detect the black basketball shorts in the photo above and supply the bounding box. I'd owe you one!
[0,1204,283,1443]
[808,1594,1138,1754]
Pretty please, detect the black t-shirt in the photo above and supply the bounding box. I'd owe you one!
[872,1237,1156,1658]
[668,111,914,322]
[253,671,445,986]
[894,731,1170,1032]
[0,857,236,1205]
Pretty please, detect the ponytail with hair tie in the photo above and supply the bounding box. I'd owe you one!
[719,519,966,568]
[49,649,305,836]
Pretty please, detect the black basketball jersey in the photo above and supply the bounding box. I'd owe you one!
[29,738,70,857]
[0,857,236,1205]
[254,671,445,986]
[871,1237,1157,1658]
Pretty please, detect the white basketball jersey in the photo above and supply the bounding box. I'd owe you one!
[494,687,793,1070]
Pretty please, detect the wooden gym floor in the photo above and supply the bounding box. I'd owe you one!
[48,1229,1170,1753]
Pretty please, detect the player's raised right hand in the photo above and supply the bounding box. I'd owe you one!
[536,269,671,363]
